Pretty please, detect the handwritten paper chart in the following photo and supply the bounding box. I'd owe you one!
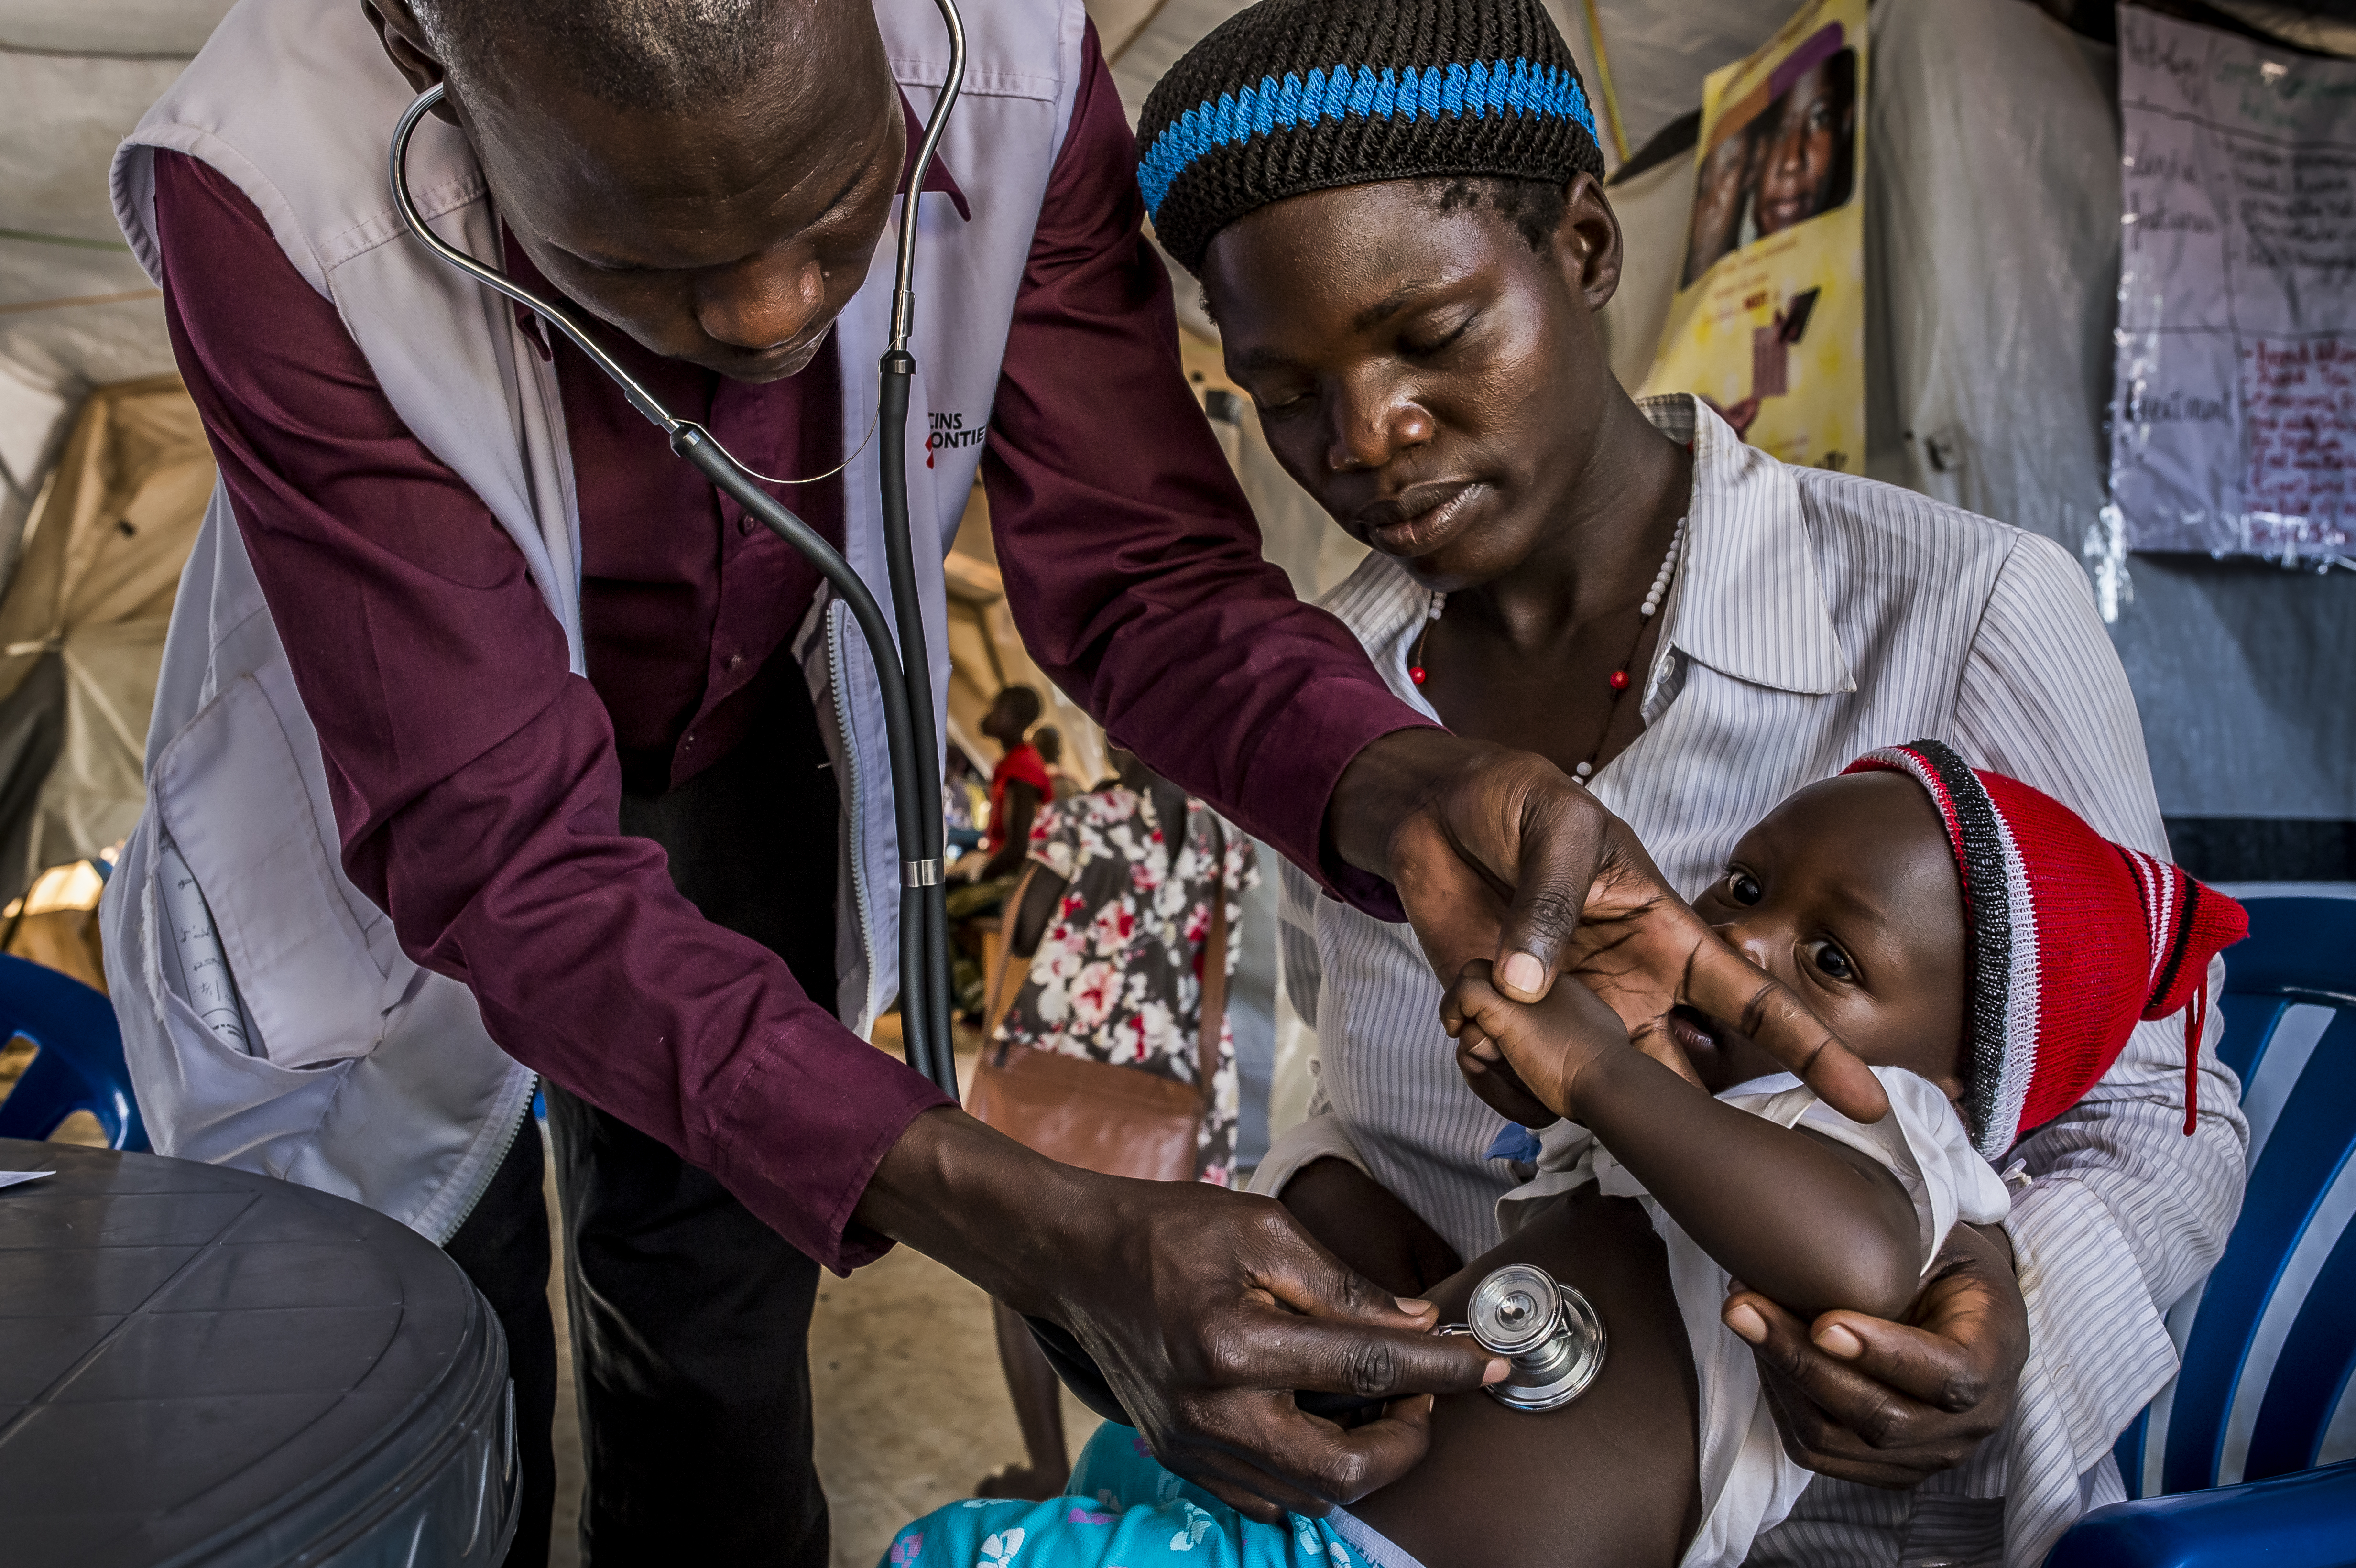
[2112,8,2356,557]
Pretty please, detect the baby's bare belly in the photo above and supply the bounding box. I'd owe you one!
[1346,1191,1701,1568]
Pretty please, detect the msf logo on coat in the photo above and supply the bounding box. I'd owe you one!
[927,410,987,467]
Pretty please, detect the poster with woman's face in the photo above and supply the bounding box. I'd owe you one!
[1644,0,1865,472]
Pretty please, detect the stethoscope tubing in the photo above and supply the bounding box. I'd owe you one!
[386,0,967,1097]
[879,0,964,1103]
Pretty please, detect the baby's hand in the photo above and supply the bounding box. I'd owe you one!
[1441,961,1633,1122]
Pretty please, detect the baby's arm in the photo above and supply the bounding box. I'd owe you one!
[1446,966,1923,1322]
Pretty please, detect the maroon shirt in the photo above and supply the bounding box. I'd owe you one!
[153,26,1428,1268]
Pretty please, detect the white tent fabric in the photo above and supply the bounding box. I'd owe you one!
[0,373,210,899]
[0,3,233,567]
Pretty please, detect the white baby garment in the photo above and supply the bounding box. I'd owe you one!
[1496,1067,2013,1568]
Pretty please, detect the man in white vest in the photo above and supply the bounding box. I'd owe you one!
[107,0,1878,1562]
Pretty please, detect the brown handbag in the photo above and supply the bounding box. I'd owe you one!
[965,829,1228,1183]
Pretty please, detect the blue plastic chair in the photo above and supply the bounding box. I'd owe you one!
[0,951,146,1150]
[2048,895,2356,1566]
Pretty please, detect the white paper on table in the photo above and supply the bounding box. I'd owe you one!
[0,1170,54,1188]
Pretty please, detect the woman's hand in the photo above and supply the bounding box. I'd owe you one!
[1329,731,1886,1124]
[1722,1222,2029,1485]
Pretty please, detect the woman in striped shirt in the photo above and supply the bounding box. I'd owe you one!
[1129,0,2245,1559]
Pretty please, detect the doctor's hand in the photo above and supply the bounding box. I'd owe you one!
[1327,730,1887,1125]
[1723,1222,2029,1486]
[855,1109,1505,1522]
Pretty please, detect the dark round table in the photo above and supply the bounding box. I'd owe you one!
[0,1139,514,1567]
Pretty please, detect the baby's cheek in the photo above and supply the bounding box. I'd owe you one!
[1838,999,1948,1082]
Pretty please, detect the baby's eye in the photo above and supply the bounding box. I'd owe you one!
[1724,869,1763,906]
[1805,940,1856,983]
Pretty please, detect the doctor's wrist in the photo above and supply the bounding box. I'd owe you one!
[852,1106,1097,1318]
[1326,726,1472,881]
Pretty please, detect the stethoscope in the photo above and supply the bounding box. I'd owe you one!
[387,2,966,1100]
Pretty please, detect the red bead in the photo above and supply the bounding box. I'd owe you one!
[1609,668,1630,692]
[1409,666,1427,686]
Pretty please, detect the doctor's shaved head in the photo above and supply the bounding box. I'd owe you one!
[405,0,823,110]
[366,0,904,384]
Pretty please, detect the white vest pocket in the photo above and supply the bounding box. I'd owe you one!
[151,670,392,1069]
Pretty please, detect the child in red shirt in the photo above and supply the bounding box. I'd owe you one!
[979,686,1052,877]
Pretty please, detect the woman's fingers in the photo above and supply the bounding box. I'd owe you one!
[1818,1222,2028,1413]
[1729,1290,1931,1445]
[1753,1372,1950,1485]
[1742,1302,1966,1485]
[1804,1308,2004,1416]
[1724,1251,2026,1472]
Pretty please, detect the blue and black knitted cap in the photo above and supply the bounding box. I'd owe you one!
[1135,0,1604,275]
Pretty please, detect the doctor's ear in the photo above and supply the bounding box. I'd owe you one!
[362,0,454,114]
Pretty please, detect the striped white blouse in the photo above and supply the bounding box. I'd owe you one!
[1265,396,2247,1568]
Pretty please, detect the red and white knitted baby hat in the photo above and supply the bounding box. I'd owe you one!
[1843,739,2248,1159]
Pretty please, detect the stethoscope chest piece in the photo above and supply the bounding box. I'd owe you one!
[1456,1263,1606,1412]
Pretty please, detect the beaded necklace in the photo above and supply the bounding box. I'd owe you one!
[1407,515,1687,784]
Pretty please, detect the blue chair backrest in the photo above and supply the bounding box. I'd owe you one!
[2114,896,2356,1499]
[0,952,146,1151]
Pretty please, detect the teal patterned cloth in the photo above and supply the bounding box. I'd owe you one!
[881,1424,1406,1568]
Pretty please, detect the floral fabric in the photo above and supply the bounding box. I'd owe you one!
[995,787,1256,1185]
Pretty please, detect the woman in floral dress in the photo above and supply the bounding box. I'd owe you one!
[975,749,1257,1497]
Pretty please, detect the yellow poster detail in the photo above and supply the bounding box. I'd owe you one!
[1640,0,1865,472]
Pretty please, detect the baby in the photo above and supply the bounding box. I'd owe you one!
[886,740,2246,1568]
